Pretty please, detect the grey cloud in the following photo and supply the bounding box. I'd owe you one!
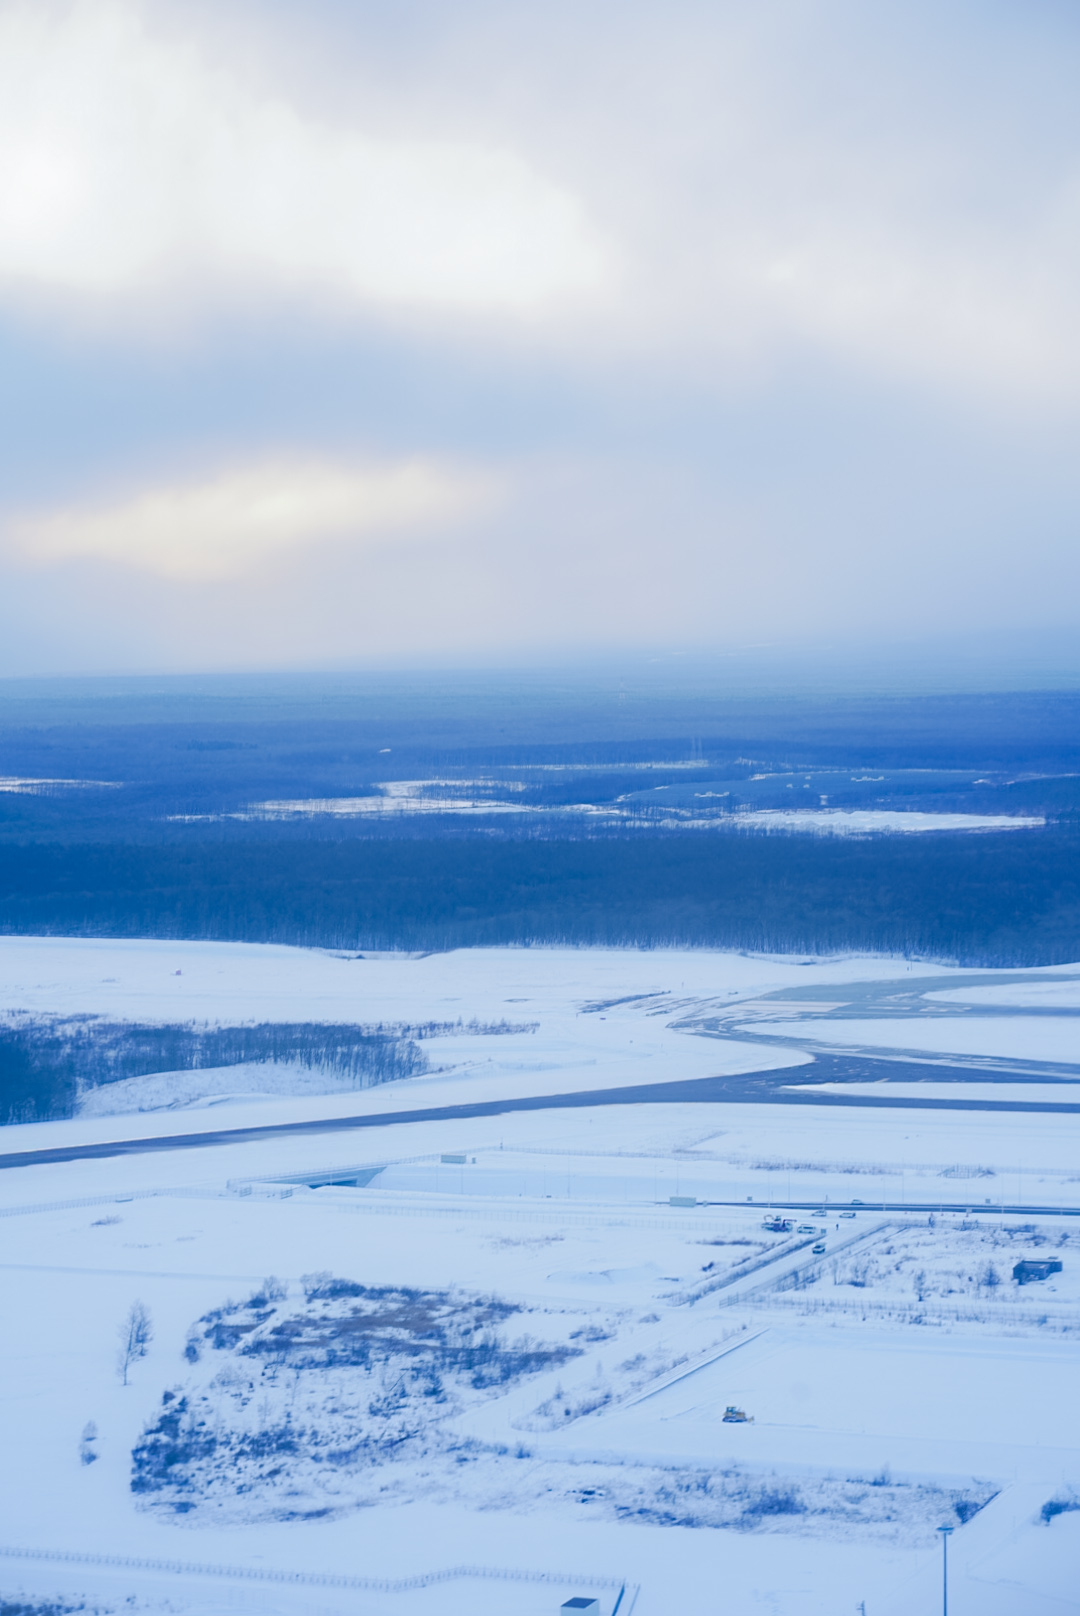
[4,0,1080,673]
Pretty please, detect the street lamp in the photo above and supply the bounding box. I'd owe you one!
[937,1524,954,1616]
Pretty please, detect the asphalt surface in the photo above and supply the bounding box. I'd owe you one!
[701,1199,1080,1216]
[2,1052,1079,1171]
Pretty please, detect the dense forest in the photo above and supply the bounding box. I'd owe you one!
[1,828,1077,966]
[3,676,1080,982]
[0,1016,432,1124]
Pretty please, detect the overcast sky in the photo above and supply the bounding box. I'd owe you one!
[2,0,1080,675]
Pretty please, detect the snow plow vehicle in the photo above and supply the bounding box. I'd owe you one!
[722,1406,754,1423]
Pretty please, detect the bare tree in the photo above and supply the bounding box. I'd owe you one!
[117,1300,153,1385]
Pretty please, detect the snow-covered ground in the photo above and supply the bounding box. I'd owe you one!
[2,938,1080,1615]
[931,979,1080,1009]
[0,934,983,1028]
[757,1015,1080,1065]
[171,778,1045,834]
[715,809,1044,833]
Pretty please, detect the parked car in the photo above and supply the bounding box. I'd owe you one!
[796,1224,816,1234]
[812,1243,826,1255]
[840,1210,857,1219]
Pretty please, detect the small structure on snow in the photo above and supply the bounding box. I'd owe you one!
[1013,1259,1063,1285]
[561,1600,600,1614]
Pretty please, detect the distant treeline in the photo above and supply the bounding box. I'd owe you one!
[1,829,1079,969]
[0,1012,541,1124]
[7,687,1080,845]
[0,1016,428,1124]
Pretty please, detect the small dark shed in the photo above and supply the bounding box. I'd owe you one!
[561,1601,600,1615]
[1013,1259,1063,1284]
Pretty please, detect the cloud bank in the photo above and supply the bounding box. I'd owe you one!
[1,0,1080,675]
[0,0,603,312]
[7,456,492,580]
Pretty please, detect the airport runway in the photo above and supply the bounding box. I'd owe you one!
[2,1052,1079,1171]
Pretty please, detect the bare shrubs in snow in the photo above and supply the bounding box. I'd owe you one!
[524,1370,614,1431]
[124,1277,1004,1544]
[740,1483,806,1519]
[0,1602,102,1615]
[117,1301,153,1385]
[582,1464,995,1540]
[249,1275,288,1306]
[79,1421,98,1465]
[768,1223,1077,1329]
[978,1261,1001,1293]
[132,1278,579,1520]
[1040,1490,1080,1525]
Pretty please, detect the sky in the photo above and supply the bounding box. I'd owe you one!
[2,0,1080,676]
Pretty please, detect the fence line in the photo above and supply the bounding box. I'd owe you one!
[240,1181,733,1233]
[0,1186,217,1219]
[722,1288,1080,1330]
[501,1142,1080,1182]
[0,1171,735,1236]
[0,1545,631,1597]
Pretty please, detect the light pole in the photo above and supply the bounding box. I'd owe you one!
[938,1524,954,1616]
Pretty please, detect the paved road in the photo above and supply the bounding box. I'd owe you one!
[701,1198,1080,1216]
[3,1052,1079,1171]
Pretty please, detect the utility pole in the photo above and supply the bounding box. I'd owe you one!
[938,1524,954,1616]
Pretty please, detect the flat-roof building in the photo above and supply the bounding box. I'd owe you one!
[1013,1259,1063,1284]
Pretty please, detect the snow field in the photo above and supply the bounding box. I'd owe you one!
[2,1177,1077,1610]
[717,809,1045,833]
[757,1014,1080,1065]
[4,939,1080,1614]
[797,1079,1080,1108]
[318,1141,1080,1213]
[0,936,975,1030]
[931,980,1080,1009]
